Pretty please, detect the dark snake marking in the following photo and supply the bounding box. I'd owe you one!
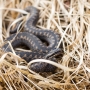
[2,6,63,72]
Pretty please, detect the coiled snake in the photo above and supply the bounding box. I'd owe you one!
[2,6,63,72]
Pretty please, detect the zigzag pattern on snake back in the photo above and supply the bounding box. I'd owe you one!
[2,6,63,72]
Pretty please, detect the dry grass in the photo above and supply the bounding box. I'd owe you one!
[0,0,90,90]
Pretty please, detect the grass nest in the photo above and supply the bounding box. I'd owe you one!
[0,0,90,90]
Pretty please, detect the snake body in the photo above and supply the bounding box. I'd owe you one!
[2,6,63,72]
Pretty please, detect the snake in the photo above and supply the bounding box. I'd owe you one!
[2,6,63,72]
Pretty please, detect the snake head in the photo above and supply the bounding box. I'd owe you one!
[44,48,64,59]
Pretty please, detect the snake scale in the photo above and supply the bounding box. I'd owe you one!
[2,6,63,72]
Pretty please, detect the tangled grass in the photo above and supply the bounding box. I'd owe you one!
[0,0,90,90]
